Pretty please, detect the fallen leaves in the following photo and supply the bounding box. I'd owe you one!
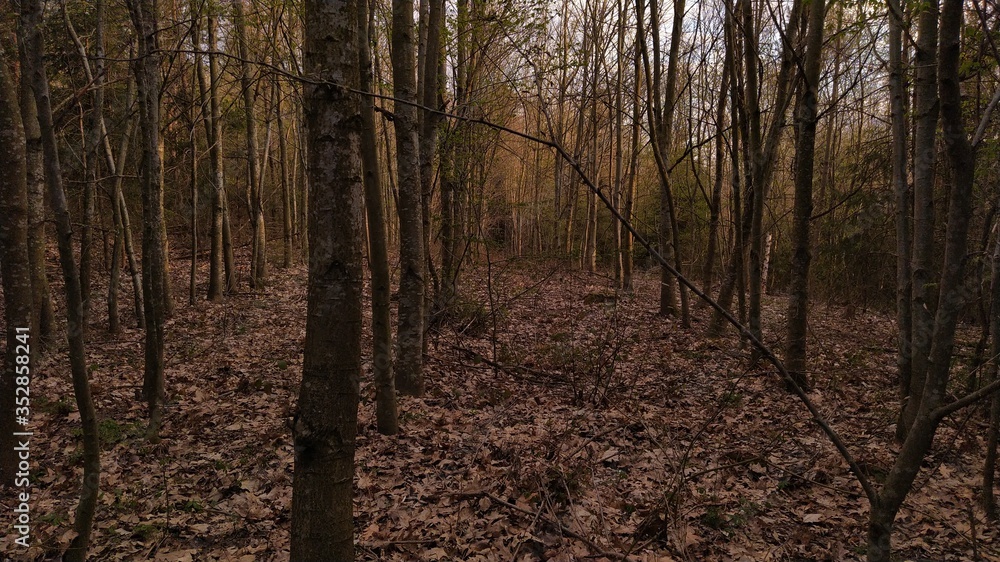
[2,259,999,561]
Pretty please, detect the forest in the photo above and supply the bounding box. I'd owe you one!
[1,0,1000,559]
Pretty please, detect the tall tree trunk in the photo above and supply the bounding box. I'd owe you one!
[0,45,33,489]
[127,0,168,443]
[622,15,642,291]
[290,0,364,556]
[393,0,426,396]
[108,87,137,334]
[657,0,686,319]
[900,0,940,438]
[868,0,975,556]
[278,89,293,268]
[189,66,198,306]
[234,0,267,289]
[19,1,101,557]
[784,0,826,390]
[704,39,731,292]
[200,8,236,297]
[419,0,444,309]
[359,0,399,436]
[708,7,748,337]
[17,47,55,352]
[982,218,1000,518]
[888,0,913,441]
[745,0,803,341]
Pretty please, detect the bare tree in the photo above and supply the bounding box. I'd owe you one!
[290,0,365,556]
[19,0,101,556]
[0,43,32,488]
[126,0,169,442]
[783,0,826,390]
[359,0,399,435]
[393,0,427,396]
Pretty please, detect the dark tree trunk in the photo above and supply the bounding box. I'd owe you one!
[19,1,101,557]
[359,0,399,436]
[127,0,168,443]
[393,0,427,396]
[784,0,826,390]
[0,45,33,488]
[290,0,364,556]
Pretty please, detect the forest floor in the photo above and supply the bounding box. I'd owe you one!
[2,255,999,561]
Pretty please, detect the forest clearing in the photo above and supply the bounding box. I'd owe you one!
[2,258,998,561]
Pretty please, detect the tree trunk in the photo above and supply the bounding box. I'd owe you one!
[108,88,137,334]
[359,0,399,436]
[784,0,826,390]
[278,88,293,268]
[745,0,803,341]
[888,0,913,441]
[19,1,101,556]
[290,0,364,556]
[127,0,168,443]
[900,0,940,438]
[867,0,976,556]
[419,0,444,316]
[392,0,426,396]
[197,8,236,298]
[234,0,267,290]
[982,218,1000,518]
[0,45,33,488]
[704,38,731,292]
[17,22,54,353]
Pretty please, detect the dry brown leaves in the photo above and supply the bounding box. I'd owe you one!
[1,256,998,561]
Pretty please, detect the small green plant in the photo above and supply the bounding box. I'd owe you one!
[132,523,161,541]
[37,512,67,525]
[720,391,743,408]
[701,506,727,530]
[179,500,205,513]
[37,396,74,416]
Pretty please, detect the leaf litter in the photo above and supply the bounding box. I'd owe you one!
[1,256,998,561]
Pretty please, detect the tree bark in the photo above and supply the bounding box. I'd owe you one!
[982,218,1000,518]
[17,20,54,353]
[359,0,399,436]
[19,1,101,556]
[0,44,33,488]
[392,0,427,396]
[868,0,976,556]
[234,0,268,290]
[900,0,940,438]
[784,0,826,390]
[291,0,364,556]
[127,0,168,443]
[888,0,913,441]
